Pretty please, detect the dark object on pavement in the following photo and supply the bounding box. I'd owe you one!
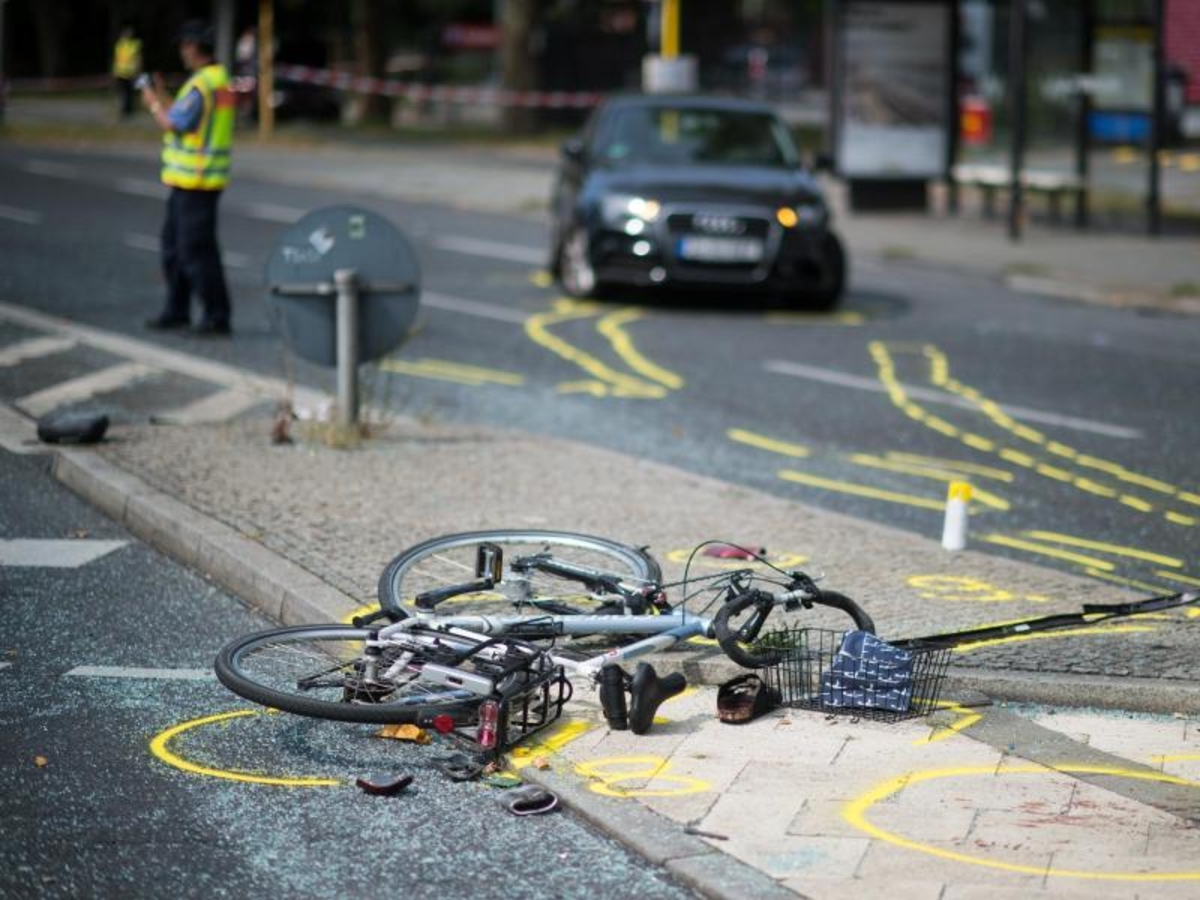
[549,93,846,308]
[145,314,190,331]
[628,661,687,735]
[36,410,109,445]
[192,320,232,337]
[435,752,486,782]
[505,784,559,816]
[717,673,780,724]
[355,772,414,796]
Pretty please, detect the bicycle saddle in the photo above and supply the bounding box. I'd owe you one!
[628,662,686,735]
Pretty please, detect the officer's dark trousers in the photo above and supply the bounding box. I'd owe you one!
[160,187,231,327]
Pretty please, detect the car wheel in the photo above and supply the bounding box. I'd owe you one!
[559,226,599,299]
[805,231,846,311]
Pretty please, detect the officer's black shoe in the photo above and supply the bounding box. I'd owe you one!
[192,320,232,337]
[145,314,190,331]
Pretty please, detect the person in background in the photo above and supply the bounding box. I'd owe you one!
[140,20,234,337]
[112,24,142,119]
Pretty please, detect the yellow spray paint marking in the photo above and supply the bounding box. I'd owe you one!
[871,342,1197,524]
[980,534,1116,571]
[848,454,1009,510]
[884,452,1014,483]
[905,574,1046,604]
[525,299,668,399]
[576,756,711,798]
[594,307,684,390]
[1021,532,1183,568]
[765,310,866,326]
[379,358,524,386]
[951,624,1156,653]
[1155,571,1200,588]
[149,710,341,787]
[779,469,947,511]
[726,428,810,458]
[529,270,555,288]
[1082,569,1178,594]
[912,700,983,745]
[343,604,379,624]
[508,718,594,769]
[843,764,1200,881]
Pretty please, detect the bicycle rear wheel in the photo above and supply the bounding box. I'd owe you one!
[377,529,662,618]
[215,624,485,724]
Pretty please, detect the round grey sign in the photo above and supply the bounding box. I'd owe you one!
[265,206,420,366]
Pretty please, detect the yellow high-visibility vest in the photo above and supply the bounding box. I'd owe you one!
[113,37,142,78]
[161,65,234,191]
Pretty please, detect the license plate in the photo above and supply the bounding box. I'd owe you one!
[676,236,764,263]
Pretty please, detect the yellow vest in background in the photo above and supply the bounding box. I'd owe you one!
[112,37,142,78]
[160,65,234,191]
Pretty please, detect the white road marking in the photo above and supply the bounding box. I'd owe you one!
[152,386,263,425]
[764,359,1143,440]
[429,235,546,267]
[0,204,44,226]
[0,539,128,567]
[0,403,38,454]
[16,361,155,418]
[63,665,213,681]
[237,201,305,224]
[422,290,529,324]
[0,336,77,367]
[114,177,167,199]
[0,662,11,672]
[0,301,327,412]
[23,160,79,179]
[124,233,159,253]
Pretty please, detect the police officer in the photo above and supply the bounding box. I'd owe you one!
[141,20,234,336]
[112,24,142,118]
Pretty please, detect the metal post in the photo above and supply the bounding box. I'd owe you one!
[1148,0,1164,236]
[258,0,274,141]
[334,269,359,431]
[661,0,680,59]
[1007,0,1028,242]
[1075,0,1094,229]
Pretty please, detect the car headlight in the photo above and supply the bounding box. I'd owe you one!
[776,203,827,229]
[601,194,662,230]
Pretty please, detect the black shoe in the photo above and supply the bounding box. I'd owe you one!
[192,320,232,337]
[145,314,190,331]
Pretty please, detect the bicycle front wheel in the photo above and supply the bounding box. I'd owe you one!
[377,529,662,618]
[215,624,484,724]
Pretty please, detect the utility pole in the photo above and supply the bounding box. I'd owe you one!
[1148,0,1164,236]
[1007,0,1028,242]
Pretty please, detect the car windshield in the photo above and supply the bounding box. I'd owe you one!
[593,106,799,169]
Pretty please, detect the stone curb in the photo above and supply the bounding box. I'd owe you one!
[519,765,805,900]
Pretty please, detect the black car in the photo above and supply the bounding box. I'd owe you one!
[549,94,845,308]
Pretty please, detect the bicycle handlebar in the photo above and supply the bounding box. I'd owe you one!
[713,584,876,669]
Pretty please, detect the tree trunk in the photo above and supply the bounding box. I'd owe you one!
[500,0,538,133]
[350,0,389,123]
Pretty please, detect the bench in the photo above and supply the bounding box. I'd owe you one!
[951,163,1087,224]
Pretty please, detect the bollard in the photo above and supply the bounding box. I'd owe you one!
[941,481,972,551]
[333,268,359,431]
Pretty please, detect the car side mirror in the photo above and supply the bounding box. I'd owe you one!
[812,152,835,174]
[561,137,586,163]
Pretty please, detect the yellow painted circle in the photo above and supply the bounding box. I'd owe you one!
[844,764,1200,881]
[576,755,710,798]
[149,709,341,787]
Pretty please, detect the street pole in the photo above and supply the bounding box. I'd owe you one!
[1148,0,1164,236]
[334,269,360,432]
[661,0,679,59]
[1007,0,1028,242]
[257,0,274,141]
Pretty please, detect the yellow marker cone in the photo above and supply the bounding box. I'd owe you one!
[942,481,972,551]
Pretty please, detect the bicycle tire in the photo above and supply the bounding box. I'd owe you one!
[714,589,875,669]
[377,529,662,618]
[215,624,487,724]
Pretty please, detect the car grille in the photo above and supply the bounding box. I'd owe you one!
[661,208,778,281]
[665,212,771,241]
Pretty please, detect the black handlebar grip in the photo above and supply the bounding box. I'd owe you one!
[713,591,783,668]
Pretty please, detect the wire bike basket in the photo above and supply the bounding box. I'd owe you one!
[755,628,952,722]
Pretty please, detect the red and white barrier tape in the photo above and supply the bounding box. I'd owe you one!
[240,65,602,109]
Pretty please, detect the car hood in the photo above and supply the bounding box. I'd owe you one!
[587,164,825,208]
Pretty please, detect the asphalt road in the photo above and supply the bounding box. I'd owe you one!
[0,445,700,899]
[0,140,1196,599]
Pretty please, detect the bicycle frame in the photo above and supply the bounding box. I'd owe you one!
[378,609,715,681]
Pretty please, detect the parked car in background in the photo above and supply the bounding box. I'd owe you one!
[549,94,845,308]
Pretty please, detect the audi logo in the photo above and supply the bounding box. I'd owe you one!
[692,213,745,235]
